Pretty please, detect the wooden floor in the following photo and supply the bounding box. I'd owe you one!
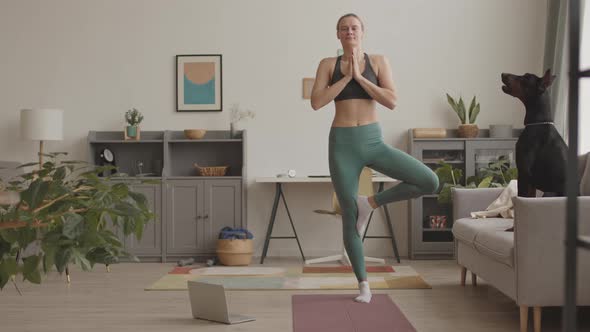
[0,258,588,332]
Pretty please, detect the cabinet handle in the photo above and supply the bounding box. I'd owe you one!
[204,214,209,219]
[196,215,202,220]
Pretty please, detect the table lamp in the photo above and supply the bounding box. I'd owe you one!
[20,108,64,166]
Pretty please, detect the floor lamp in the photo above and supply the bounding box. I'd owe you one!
[20,108,64,166]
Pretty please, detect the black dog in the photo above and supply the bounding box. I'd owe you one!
[501,69,567,197]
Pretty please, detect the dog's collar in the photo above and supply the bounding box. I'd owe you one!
[525,121,554,127]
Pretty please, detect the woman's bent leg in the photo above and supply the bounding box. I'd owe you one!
[369,143,439,207]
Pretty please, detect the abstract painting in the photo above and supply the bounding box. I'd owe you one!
[176,54,222,112]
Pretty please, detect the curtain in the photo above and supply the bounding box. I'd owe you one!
[544,0,569,140]
[545,0,587,144]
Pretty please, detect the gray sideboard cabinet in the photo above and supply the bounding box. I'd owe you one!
[88,130,246,262]
[408,128,520,259]
[166,179,241,255]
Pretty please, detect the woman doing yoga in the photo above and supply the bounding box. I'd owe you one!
[310,13,439,303]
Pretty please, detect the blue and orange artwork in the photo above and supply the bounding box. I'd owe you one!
[183,62,215,104]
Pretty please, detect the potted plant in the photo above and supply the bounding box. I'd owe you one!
[229,103,255,138]
[435,157,518,205]
[0,153,154,289]
[124,108,144,140]
[446,94,480,138]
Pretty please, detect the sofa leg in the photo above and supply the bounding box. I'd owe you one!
[520,306,529,332]
[471,272,477,286]
[533,306,541,332]
[460,266,467,286]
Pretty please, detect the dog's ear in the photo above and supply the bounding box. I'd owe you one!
[541,69,556,90]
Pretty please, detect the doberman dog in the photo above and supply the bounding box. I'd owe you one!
[501,69,567,197]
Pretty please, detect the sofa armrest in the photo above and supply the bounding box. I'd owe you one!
[514,196,590,306]
[452,187,503,220]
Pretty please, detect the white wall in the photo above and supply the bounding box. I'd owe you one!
[0,0,547,258]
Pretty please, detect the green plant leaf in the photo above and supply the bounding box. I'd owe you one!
[54,248,72,273]
[0,229,19,244]
[71,248,92,271]
[21,179,50,209]
[128,191,147,210]
[53,166,67,181]
[469,103,480,124]
[506,168,518,181]
[16,162,39,169]
[0,259,17,289]
[62,213,84,239]
[477,176,493,188]
[22,255,42,284]
[458,97,467,124]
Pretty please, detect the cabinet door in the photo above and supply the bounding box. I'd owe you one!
[465,140,517,179]
[166,180,202,254]
[124,184,162,256]
[411,141,464,257]
[202,179,242,252]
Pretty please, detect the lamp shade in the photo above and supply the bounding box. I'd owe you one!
[20,108,64,141]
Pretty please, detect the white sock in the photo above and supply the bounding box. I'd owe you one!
[354,281,372,303]
[356,195,374,237]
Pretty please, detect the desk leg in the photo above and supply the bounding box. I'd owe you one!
[379,182,401,263]
[260,183,281,264]
[280,191,306,261]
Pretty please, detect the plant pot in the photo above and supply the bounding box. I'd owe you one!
[216,239,253,266]
[457,124,479,138]
[124,126,140,140]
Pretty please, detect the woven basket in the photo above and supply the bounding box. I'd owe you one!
[194,164,229,176]
[457,124,479,138]
[216,239,253,266]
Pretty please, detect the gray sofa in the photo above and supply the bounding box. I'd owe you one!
[452,155,590,332]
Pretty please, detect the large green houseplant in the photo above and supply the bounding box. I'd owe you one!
[0,153,154,289]
[435,157,517,205]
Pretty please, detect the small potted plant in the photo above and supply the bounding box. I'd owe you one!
[446,94,480,138]
[229,103,255,138]
[124,108,144,140]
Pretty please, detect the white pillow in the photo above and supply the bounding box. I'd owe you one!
[471,180,518,219]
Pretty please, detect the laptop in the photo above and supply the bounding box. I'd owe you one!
[187,280,256,324]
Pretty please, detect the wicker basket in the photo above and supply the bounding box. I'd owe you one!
[216,239,253,266]
[457,124,479,138]
[194,164,229,176]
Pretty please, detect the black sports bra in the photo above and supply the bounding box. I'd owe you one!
[329,53,379,101]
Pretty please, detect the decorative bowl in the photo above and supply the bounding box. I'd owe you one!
[184,129,206,139]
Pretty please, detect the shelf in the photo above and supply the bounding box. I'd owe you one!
[166,176,242,180]
[423,194,439,198]
[89,131,165,142]
[167,130,241,141]
[423,159,464,164]
[168,139,242,143]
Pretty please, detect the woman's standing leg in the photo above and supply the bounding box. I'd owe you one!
[329,143,366,281]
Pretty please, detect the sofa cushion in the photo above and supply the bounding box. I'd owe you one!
[473,230,514,267]
[452,217,514,247]
[453,217,515,267]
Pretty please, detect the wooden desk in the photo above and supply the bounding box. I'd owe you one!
[256,176,401,264]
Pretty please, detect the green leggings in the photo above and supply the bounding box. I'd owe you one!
[329,122,439,281]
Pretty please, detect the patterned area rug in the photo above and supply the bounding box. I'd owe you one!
[145,265,431,291]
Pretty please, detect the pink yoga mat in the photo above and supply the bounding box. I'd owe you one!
[292,294,416,332]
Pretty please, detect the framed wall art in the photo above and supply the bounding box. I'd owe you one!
[302,77,315,99]
[176,54,222,112]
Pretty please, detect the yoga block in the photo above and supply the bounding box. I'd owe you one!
[216,239,253,266]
